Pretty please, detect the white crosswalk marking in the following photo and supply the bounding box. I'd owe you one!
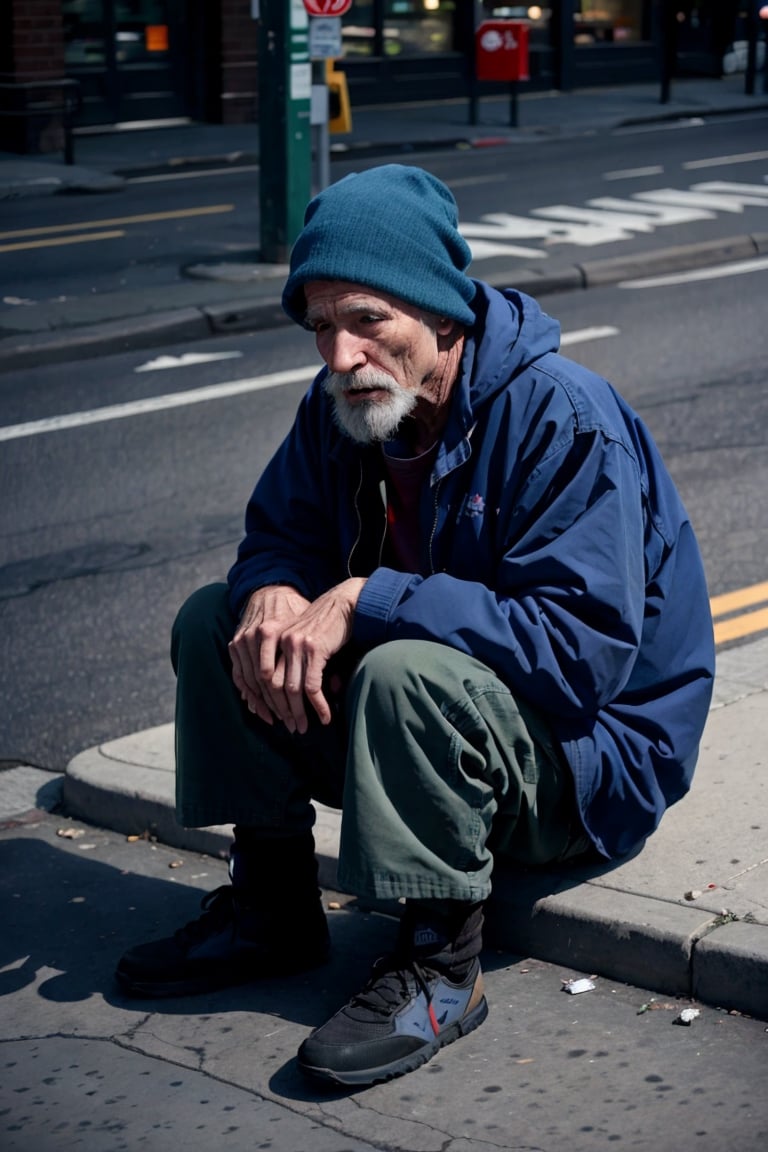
[461,178,768,260]
[587,197,713,225]
[635,188,768,212]
[693,180,768,198]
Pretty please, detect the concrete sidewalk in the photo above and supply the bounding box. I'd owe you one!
[61,636,768,1021]
[1,73,767,372]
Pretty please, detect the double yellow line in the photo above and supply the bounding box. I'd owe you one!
[711,580,768,645]
[0,204,235,253]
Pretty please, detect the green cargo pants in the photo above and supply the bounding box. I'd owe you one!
[172,583,588,904]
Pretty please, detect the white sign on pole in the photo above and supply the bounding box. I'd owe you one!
[309,16,343,59]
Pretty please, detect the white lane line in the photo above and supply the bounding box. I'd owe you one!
[603,165,664,181]
[126,164,260,185]
[560,325,619,346]
[0,326,621,444]
[0,366,316,443]
[683,150,768,170]
[135,351,244,371]
[619,255,768,289]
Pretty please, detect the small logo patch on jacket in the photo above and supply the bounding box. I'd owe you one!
[464,493,486,519]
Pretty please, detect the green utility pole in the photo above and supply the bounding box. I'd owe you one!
[258,0,312,264]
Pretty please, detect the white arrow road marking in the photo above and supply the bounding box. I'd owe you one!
[135,351,244,371]
[0,327,622,444]
[619,255,768,289]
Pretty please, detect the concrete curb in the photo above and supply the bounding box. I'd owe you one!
[2,233,766,373]
[62,638,768,1020]
[63,731,768,1018]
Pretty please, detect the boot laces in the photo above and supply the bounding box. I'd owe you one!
[174,885,238,946]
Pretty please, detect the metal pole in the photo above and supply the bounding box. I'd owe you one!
[258,0,312,264]
[509,80,518,127]
[467,0,480,126]
[745,0,758,96]
[311,58,330,195]
[658,0,676,105]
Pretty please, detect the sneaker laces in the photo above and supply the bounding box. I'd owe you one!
[347,954,438,1031]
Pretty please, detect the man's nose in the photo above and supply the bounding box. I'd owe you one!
[323,330,367,374]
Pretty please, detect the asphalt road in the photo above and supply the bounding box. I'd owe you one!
[1,258,767,772]
[1,112,767,310]
[1,119,768,1152]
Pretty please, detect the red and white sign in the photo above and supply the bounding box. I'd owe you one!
[303,0,353,16]
[475,21,530,83]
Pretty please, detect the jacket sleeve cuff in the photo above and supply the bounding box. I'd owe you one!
[352,568,414,647]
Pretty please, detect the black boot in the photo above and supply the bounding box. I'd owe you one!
[115,831,329,998]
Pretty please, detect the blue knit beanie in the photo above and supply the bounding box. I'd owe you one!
[282,164,476,327]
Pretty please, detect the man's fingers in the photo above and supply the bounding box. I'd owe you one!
[278,648,310,735]
[305,684,332,726]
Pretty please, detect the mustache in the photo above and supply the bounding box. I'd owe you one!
[323,369,400,397]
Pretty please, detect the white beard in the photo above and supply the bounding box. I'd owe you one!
[323,368,417,444]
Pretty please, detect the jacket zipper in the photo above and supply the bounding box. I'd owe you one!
[346,462,364,577]
[346,459,387,576]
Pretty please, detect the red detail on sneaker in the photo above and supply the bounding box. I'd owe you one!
[428,1001,440,1035]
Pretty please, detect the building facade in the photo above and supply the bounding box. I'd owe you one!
[0,1,751,153]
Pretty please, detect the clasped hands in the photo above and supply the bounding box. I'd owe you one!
[228,578,366,735]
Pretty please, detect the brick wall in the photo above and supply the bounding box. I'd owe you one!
[220,0,259,123]
[8,0,65,79]
[0,0,66,153]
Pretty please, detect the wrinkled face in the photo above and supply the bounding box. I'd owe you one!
[304,280,442,444]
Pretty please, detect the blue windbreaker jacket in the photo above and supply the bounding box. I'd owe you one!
[228,283,715,859]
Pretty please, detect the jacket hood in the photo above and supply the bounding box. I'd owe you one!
[436,282,561,465]
[464,281,562,410]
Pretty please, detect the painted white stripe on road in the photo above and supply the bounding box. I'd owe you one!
[560,326,619,345]
[0,327,620,444]
[603,165,664,181]
[619,255,768,289]
[0,366,316,443]
[683,150,768,170]
[126,165,260,185]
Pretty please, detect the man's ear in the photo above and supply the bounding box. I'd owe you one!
[436,317,458,337]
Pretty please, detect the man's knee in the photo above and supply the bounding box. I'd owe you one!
[351,640,445,698]
[171,582,232,671]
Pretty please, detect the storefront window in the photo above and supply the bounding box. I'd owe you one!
[63,0,107,65]
[63,0,171,67]
[340,1,457,58]
[574,2,643,44]
[383,1,455,55]
[114,1,171,64]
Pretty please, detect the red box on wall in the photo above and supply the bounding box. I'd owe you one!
[475,21,530,83]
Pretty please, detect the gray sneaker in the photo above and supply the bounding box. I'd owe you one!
[298,954,487,1087]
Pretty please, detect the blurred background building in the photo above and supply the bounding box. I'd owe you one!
[0,1,755,153]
